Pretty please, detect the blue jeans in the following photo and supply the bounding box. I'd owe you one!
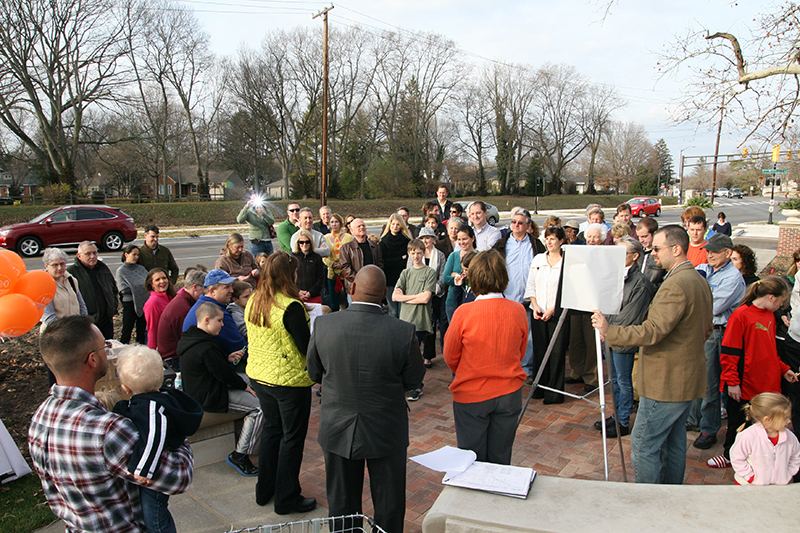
[609,349,635,426]
[249,239,274,258]
[386,286,400,318]
[521,307,535,376]
[140,487,176,533]
[631,397,693,484]
[687,327,723,435]
[327,278,341,312]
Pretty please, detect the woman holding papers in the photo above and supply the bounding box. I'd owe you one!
[444,250,528,465]
[524,225,569,404]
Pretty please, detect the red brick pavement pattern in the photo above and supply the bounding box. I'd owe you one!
[296,359,734,533]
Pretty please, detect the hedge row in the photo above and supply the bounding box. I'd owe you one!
[0,195,678,228]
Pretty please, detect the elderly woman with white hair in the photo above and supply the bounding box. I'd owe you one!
[41,247,87,330]
[583,222,608,246]
[41,247,88,385]
[594,235,656,438]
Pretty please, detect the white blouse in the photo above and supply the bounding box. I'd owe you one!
[524,252,562,311]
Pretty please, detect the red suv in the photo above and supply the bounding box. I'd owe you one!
[0,205,138,257]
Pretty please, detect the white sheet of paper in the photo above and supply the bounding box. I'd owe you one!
[410,446,477,474]
[442,461,536,499]
[306,303,323,334]
[560,245,625,314]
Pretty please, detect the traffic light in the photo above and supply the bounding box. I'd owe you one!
[772,144,781,162]
[743,147,749,158]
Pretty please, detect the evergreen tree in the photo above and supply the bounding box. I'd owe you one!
[654,139,673,192]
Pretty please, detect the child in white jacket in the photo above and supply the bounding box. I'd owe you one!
[730,392,800,485]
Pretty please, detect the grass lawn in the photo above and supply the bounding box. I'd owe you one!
[0,474,55,533]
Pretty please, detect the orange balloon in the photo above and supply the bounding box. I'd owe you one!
[0,293,39,338]
[0,249,26,279]
[0,253,19,297]
[13,270,57,309]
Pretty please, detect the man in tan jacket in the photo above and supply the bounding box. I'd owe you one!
[592,225,712,484]
[339,218,383,299]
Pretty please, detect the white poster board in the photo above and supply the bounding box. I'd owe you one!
[560,245,625,315]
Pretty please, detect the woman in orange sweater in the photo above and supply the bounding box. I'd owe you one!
[444,250,528,465]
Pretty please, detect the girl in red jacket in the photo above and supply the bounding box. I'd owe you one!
[707,276,799,468]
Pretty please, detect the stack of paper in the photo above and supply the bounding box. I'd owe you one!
[411,446,536,499]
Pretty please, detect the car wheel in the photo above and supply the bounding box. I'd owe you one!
[102,231,124,251]
[16,236,42,257]
[488,216,498,226]
[655,208,661,217]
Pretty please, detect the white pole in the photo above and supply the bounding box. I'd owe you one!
[596,328,609,481]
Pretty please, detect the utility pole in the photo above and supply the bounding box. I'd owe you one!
[313,5,333,207]
[710,95,725,206]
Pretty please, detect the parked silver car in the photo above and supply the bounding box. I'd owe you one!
[465,201,500,226]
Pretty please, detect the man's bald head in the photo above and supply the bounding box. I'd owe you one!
[351,265,387,304]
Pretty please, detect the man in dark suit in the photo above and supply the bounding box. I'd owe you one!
[307,266,425,533]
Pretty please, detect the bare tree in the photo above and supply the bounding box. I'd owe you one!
[452,78,492,194]
[659,3,800,145]
[0,0,131,188]
[597,121,652,192]
[580,84,624,193]
[528,64,588,193]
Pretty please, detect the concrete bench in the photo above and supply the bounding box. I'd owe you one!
[422,475,799,532]
[188,411,246,467]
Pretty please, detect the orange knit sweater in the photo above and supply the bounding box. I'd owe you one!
[443,297,528,403]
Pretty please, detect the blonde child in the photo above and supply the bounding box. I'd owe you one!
[707,276,799,468]
[730,392,800,484]
[112,345,203,532]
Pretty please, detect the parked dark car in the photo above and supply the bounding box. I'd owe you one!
[626,197,662,217]
[0,205,137,257]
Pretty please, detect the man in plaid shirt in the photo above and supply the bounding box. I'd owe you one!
[28,316,193,532]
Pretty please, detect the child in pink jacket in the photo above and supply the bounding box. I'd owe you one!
[730,392,800,485]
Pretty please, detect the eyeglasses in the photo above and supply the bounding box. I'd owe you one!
[652,245,675,253]
[288,208,300,212]
[511,220,529,225]
[298,240,311,245]
[84,340,112,365]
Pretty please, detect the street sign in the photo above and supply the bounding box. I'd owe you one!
[762,169,788,174]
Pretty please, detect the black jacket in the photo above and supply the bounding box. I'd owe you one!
[492,232,546,257]
[113,388,203,477]
[177,326,247,413]
[67,258,118,324]
[293,250,325,298]
[607,267,657,354]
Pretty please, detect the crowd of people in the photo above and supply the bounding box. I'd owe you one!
[28,187,800,533]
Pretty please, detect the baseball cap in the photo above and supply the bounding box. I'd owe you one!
[204,269,237,287]
[702,233,734,252]
[417,227,437,239]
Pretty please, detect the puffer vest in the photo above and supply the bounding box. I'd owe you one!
[245,292,313,387]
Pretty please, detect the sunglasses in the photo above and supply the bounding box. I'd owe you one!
[298,240,311,245]
[288,208,300,212]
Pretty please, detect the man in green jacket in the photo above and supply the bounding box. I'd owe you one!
[237,197,275,257]
[277,202,301,252]
[138,225,179,284]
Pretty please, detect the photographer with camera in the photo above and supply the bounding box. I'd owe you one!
[237,193,276,257]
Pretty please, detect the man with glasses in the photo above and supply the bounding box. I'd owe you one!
[449,203,465,223]
[493,209,546,382]
[68,241,118,340]
[277,203,302,252]
[29,316,193,532]
[592,225,712,484]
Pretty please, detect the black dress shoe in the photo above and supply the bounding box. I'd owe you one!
[275,496,317,515]
[693,433,717,450]
[565,376,583,384]
[606,423,629,438]
[594,417,614,431]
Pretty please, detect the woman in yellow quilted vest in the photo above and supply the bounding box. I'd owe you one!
[245,250,317,515]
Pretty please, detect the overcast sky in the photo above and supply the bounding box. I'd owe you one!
[188,0,756,165]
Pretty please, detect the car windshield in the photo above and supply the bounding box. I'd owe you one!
[627,199,644,205]
[29,208,59,223]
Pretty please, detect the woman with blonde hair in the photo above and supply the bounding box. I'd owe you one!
[322,213,353,311]
[292,229,325,304]
[380,213,413,317]
[245,251,316,513]
[215,232,260,288]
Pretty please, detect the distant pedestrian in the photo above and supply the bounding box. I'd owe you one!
[138,225,179,284]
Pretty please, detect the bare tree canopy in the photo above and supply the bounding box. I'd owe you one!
[660,2,800,145]
[0,0,131,188]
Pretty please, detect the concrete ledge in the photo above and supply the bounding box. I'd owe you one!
[188,411,245,467]
[422,476,799,533]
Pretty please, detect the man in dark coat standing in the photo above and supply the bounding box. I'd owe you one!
[307,265,425,533]
[67,241,118,339]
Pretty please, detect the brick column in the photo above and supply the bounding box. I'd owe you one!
[778,220,800,256]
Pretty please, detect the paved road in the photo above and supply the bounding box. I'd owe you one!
[20,197,784,274]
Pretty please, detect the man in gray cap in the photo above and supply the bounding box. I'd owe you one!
[687,233,746,450]
[563,220,584,244]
